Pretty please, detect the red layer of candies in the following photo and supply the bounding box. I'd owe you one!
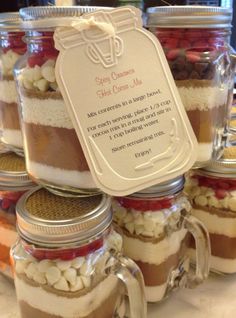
[24,237,104,261]
[2,32,26,55]
[193,175,236,199]
[156,28,224,62]
[0,191,25,214]
[116,197,173,211]
[27,32,58,68]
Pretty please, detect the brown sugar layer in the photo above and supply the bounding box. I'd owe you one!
[186,105,226,143]
[175,79,215,88]
[0,101,21,130]
[22,87,62,100]
[192,203,236,219]
[23,122,89,171]
[131,234,190,287]
[0,243,11,265]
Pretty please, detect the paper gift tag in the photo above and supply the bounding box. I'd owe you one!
[54,6,198,196]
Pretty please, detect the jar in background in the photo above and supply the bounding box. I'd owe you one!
[112,176,210,303]
[15,6,111,196]
[0,13,26,155]
[146,6,235,167]
[0,150,35,278]
[185,160,236,274]
[11,188,147,318]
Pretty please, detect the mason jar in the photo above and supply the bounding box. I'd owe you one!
[185,160,236,274]
[0,150,35,278]
[14,6,112,196]
[0,13,26,155]
[146,6,236,167]
[112,176,210,303]
[11,187,147,318]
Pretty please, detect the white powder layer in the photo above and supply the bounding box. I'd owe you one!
[196,142,213,163]
[15,275,119,317]
[192,208,236,238]
[188,248,236,274]
[0,226,17,247]
[21,95,74,129]
[177,86,228,111]
[123,229,187,266]
[2,129,23,148]
[28,160,96,189]
[0,80,18,103]
[145,283,167,303]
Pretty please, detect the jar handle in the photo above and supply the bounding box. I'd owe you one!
[182,214,210,288]
[105,253,147,318]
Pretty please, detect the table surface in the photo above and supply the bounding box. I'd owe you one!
[1,273,236,318]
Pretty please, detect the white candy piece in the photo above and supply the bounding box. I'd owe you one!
[144,219,155,231]
[45,266,61,285]
[41,65,55,82]
[80,261,94,276]
[15,260,28,274]
[54,277,69,291]
[70,276,84,291]
[194,195,208,207]
[81,276,91,288]
[56,260,72,271]
[228,197,236,212]
[32,65,42,81]
[64,268,77,285]
[34,78,49,92]
[124,222,135,234]
[123,214,133,223]
[38,259,54,273]
[25,262,37,279]
[72,257,84,269]
[49,81,58,91]
[33,271,47,284]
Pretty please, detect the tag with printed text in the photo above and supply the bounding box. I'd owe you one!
[54,6,198,196]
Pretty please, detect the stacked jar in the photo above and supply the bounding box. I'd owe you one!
[185,159,236,274]
[11,187,146,318]
[146,6,235,167]
[112,176,210,302]
[0,12,27,155]
[0,149,35,278]
[14,6,110,196]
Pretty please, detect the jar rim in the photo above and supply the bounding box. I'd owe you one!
[146,5,232,29]
[0,12,23,31]
[199,158,236,179]
[16,186,112,247]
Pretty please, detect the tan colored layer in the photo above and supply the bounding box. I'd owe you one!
[176,79,215,88]
[187,105,226,143]
[22,87,62,100]
[0,243,10,265]
[133,234,190,286]
[1,75,14,81]
[23,122,89,171]
[0,101,20,130]
[19,286,121,318]
[193,203,236,219]
[0,214,16,228]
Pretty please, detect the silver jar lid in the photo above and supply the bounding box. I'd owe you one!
[16,187,112,247]
[0,12,23,31]
[146,6,232,29]
[129,176,184,198]
[0,151,35,190]
[200,158,236,179]
[20,6,111,21]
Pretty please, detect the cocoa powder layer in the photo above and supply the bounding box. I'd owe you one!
[23,122,89,171]
[18,283,122,318]
[133,234,190,286]
[187,105,226,143]
[0,101,21,130]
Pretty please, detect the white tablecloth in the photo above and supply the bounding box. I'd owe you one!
[1,273,236,318]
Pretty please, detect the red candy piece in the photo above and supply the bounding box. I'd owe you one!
[186,52,201,63]
[116,197,173,211]
[164,38,179,49]
[166,49,181,60]
[179,40,191,48]
[217,181,230,190]
[28,53,45,67]
[1,198,11,210]
[215,189,227,199]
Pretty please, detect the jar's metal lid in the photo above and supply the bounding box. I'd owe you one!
[20,6,111,21]
[129,175,184,198]
[0,151,35,190]
[16,187,112,247]
[146,6,232,29]
[0,12,23,30]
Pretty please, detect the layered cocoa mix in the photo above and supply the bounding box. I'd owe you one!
[112,195,192,302]
[18,56,96,191]
[186,173,236,273]
[14,231,124,318]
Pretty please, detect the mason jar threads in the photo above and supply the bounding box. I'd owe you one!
[146,6,235,167]
[0,150,35,278]
[185,161,236,274]
[11,187,147,318]
[112,176,210,303]
[0,12,26,154]
[15,6,112,196]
